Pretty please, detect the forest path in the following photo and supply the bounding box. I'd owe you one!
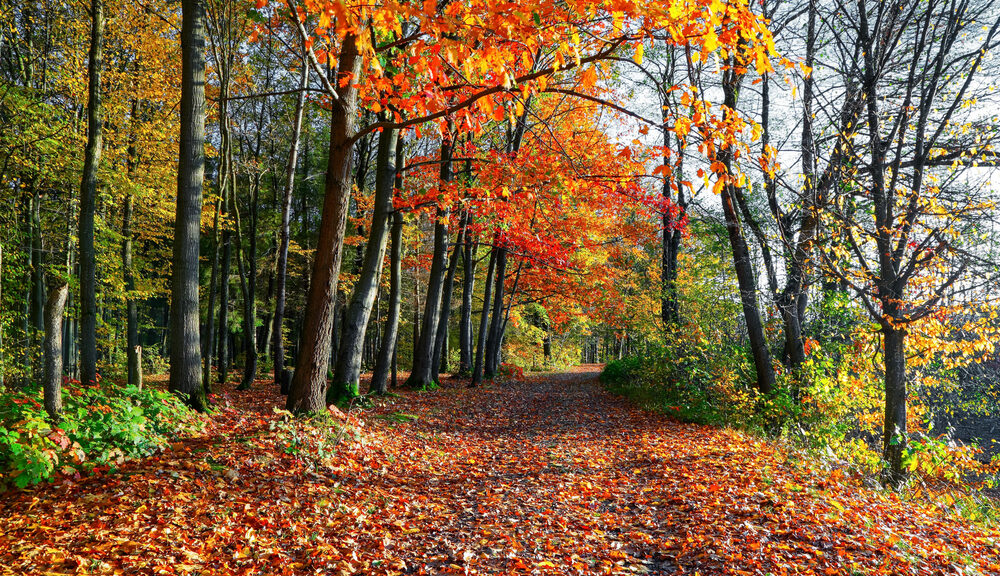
[2,366,999,575]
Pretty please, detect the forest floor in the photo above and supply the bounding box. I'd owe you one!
[2,365,999,575]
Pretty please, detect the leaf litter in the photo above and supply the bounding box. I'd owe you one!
[1,366,998,575]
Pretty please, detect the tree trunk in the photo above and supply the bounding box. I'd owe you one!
[718,66,775,397]
[169,0,207,411]
[405,133,453,389]
[28,190,44,381]
[412,268,420,362]
[233,177,257,391]
[406,207,449,389]
[272,47,309,394]
[330,126,398,401]
[661,124,683,326]
[79,0,104,387]
[471,241,498,387]
[43,283,69,421]
[372,208,403,395]
[882,326,908,487]
[484,246,507,378]
[458,233,477,375]
[286,33,362,414]
[203,195,221,392]
[215,74,234,386]
[123,124,140,388]
[217,212,232,383]
[432,210,465,380]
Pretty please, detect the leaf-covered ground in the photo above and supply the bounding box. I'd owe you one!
[2,366,998,575]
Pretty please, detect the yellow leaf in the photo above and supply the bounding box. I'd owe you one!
[634,43,644,66]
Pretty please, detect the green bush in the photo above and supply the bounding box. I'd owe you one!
[600,335,757,426]
[0,381,203,489]
[599,356,643,386]
[268,408,356,470]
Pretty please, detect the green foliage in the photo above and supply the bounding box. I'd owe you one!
[0,382,203,489]
[376,411,419,423]
[601,332,757,426]
[268,408,355,468]
[599,356,642,386]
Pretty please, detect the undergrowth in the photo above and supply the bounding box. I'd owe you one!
[0,380,204,489]
[601,331,1000,526]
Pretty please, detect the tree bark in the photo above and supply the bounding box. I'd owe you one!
[405,133,453,389]
[272,44,309,394]
[375,131,408,395]
[458,233,477,376]
[432,210,465,380]
[43,283,69,421]
[169,0,207,411]
[882,325,908,487]
[371,208,403,395]
[123,103,140,388]
[233,178,257,391]
[28,188,45,381]
[286,33,362,414]
[203,195,221,391]
[471,241,498,387]
[215,77,234,385]
[484,246,508,378]
[719,65,775,396]
[79,0,104,387]
[330,126,398,401]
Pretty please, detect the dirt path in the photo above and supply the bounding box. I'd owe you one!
[2,366,999,575]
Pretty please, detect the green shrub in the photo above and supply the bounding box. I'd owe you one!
[268,408,356,469]
[0,381,203,489]
[599,357,643,386]
[601,334,757,426]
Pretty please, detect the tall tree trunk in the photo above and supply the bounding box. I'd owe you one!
[79,0,104,387]
[169,0,207,411]
[43,283,69,421]
[372,208,403,395]
[882,325,908,488]
[234,178,257,391]
[215,69,234,385]
[471,241,498,387]
[774,0,816,384]
[124,103,140,388]
[659,49,684,327]
[432,210,465,380]
[217,202,232,382]
[330,126,398,401]
[272,47,309,394]
[458,233,477,376]
[481,104,528,377]
[661,125,684,326]
[29,189,44,380]
[406,206,449,388]
[64,193,77,381]
[405,132,453,389]
[719,65,775,397]
[286,33,362,414]
[412,265,420,361]
[484,246,507,378]
[203,195,221,391]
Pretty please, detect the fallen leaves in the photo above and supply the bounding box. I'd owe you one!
[1,367,998,575]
